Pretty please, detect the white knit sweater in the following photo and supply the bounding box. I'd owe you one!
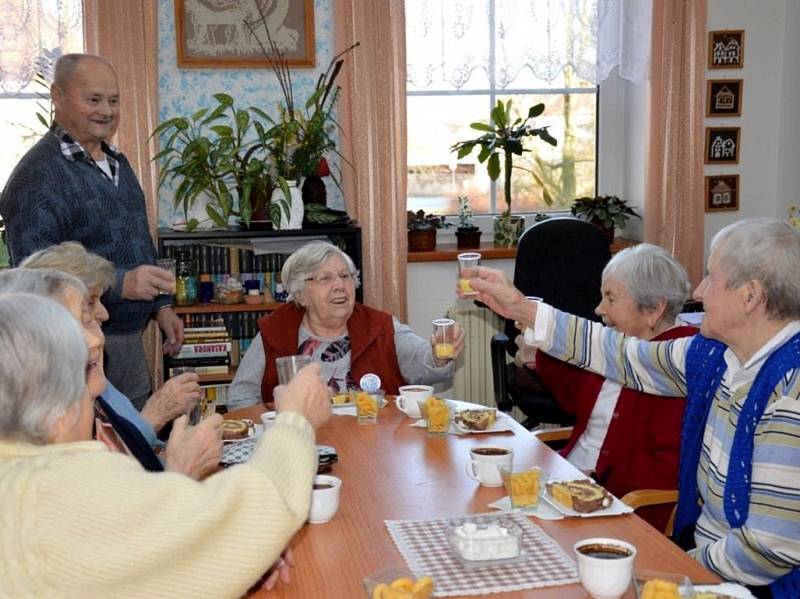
[0,412,316,598]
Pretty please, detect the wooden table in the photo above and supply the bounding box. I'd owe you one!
[228,402,718,598]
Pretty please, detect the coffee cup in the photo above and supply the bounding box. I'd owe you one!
[396,385,433,419]
[259,410,276,432]
[465,446,513,487]
[573,537,637,599]
[309,474,342,524]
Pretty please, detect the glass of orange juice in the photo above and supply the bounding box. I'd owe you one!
[457,252,481,296]
[432,318,456,361]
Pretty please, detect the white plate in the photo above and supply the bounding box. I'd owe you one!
[542,479,633,518]
[453,410,515,435]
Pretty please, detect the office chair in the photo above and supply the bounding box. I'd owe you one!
[491,217,611,429]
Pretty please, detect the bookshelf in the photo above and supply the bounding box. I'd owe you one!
[157,226,363,397]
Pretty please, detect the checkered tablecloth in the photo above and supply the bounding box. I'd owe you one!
[385,512,578,596]
[221,437,258,465]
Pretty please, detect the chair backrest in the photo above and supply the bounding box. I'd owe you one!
[504,216,611,344]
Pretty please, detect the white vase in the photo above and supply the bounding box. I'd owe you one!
[271,181,304,230]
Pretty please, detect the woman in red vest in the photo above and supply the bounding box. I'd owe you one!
[228,241,465,408]
[518,244,697,531]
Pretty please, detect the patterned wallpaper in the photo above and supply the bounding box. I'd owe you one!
[156,0,340,228]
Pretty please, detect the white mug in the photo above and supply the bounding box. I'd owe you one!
[309,475,342,524]
[465,446,513,487]
[573,537,637,599]
[396,385,433,419]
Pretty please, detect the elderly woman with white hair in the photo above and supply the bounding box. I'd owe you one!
[516,243,696,531]
[0,292,330,596]
[21,242,202,451]
[229,241,466,409]
[463,219,800,598]
[0,268,220,479]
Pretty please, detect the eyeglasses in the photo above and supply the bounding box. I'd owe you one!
[305,271,355,286]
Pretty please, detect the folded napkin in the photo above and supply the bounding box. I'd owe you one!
[487,496,564,520]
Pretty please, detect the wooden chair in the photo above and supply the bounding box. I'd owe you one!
[533,427,678,536]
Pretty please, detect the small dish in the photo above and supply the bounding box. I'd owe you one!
[362,565,434,598]
[221,419,256,443]
[244,294,265,305]
[446,514,527,568]
[543,478,633,518]
[633,570,753,599]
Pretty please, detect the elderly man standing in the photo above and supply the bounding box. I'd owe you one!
[0,53,181,409]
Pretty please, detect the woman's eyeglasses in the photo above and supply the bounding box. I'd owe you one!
[305,272,355,286]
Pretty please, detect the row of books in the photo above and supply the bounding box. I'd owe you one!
[168,322,232,377]
[160,244,291,298]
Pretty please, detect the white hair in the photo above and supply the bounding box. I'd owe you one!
[603,243,690,320]
[0,294,88,443]
[711,218,800,320]
[281,241,361,304]
[0,268,86,301]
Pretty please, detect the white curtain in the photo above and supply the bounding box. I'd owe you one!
[406,0,651,90]
[0,0,84,92]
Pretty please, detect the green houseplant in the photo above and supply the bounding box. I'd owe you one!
[153,93,268,230]
[451,99,557,247]
[407,210,450,252]
[570,195,641,243]
[455,195,481,249]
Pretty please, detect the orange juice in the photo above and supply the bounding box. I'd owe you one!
[458,278,474,293]
[434,342,455,359]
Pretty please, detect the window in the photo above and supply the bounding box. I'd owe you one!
[406,0,599,216]
[0,0,83,266]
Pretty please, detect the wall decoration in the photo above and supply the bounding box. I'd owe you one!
[706,79,742,117]
[175,0,316,68]
[705,127,740,164]
[709,30,744,69]
[705,175,739,212]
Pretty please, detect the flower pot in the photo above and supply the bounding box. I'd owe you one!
[271,181,304,230]
[493,215,525,247]
[456,227,482,249]
[302,174,327,206]
[408,228,437,252]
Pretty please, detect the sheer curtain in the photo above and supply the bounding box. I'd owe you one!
[406,0,651,90]
[84,0,163,383]
[335,0,408,319]
[645,0,706,286]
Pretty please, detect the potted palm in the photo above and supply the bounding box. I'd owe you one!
[455,196,481,249]
[153,93,267,230]
[570,195,641,243]
[451,99,557,247]
[407,210,450,252]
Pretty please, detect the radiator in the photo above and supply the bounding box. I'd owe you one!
[446,304,505,409]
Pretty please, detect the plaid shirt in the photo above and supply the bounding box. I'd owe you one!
[52,124,120,187]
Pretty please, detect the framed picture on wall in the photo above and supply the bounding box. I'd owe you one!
[175,0,316,68]
[709,30,745,69]
[705,175,739,212]
[706,79,743,117]
[705,127,740,164]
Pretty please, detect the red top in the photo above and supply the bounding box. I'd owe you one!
[258,302,406,403]
[535,325,698,531]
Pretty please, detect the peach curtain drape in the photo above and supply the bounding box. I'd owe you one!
[644,0,707,286]
[334,0,408,320]
[83,0,163,384]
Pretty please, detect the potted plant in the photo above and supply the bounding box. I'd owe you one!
[407,210,450,252]
[153,93,267,230]
[451,99,557,247]
[570,195,641,243]
[455,196,481,249]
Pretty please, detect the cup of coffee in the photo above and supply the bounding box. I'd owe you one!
[260,410,276,432]
[396,385,433,419]
[573,537,637,599]
[309,474,342,524]
[465,446,513,487]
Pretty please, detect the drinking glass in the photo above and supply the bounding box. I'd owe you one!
[457,252,481,297]
[156,258,176,296]
[432,318,456,361]
[276,355,313,385]
[354,390,379,425]
[172,367,203,424]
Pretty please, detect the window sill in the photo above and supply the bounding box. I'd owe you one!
[407,237,638,263]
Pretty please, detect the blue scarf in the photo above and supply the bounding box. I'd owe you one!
[676,333,800,598]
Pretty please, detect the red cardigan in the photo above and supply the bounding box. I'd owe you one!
[535,325,697,531]
[258,302,406,403]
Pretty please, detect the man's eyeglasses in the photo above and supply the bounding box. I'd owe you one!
[305,271,355,286]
